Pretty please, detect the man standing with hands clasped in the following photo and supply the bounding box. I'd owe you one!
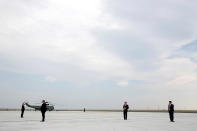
[168,101,175,122]
[123,101,129,120]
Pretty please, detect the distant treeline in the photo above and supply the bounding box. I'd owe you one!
[1,109,197,113]
[55,109,197,113]
[0,108,34,111]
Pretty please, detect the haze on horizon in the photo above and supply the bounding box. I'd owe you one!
[0,0,197,110]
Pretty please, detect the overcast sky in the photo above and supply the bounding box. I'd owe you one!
[0,0,197,109]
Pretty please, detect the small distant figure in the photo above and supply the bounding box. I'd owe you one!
[123,101,129,120]
[40,100,48,122]
[168,101,175,122]
[84,108,86,112]
[21,103,25,118]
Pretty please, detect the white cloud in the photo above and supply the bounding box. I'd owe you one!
[44,76,56,82]
[1,0,197,109]
[0,0,134,84]
[167,75,197,86]
[117,81,129,87]
[159,58,197,81]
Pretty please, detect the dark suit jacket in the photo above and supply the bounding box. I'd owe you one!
[41,103,47,112]
[168,104,174,112]
[123,104,129,112]
[21,105,25,111]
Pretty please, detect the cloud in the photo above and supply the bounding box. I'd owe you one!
[180,40,197,52]
[44,76,56,82]
[172,40,197,63]
[0,0,134,85]
[117,81,129,87]
[167,75,197,86]
[1,0,197,109]
[1,0,197,85]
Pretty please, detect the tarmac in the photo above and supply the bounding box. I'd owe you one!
[0,111,197,131]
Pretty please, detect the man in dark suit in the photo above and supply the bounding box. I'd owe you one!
[40,100,48,122]
[123,101,129,120]
[168,101,174,122]
[21,103,25,118]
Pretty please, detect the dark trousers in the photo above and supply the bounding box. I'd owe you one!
[169,111,174,121]
[41,111,46,121]
[21,110,24,118]
[123,111,128,120]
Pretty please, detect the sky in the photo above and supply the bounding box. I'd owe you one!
[0,0,197,110]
